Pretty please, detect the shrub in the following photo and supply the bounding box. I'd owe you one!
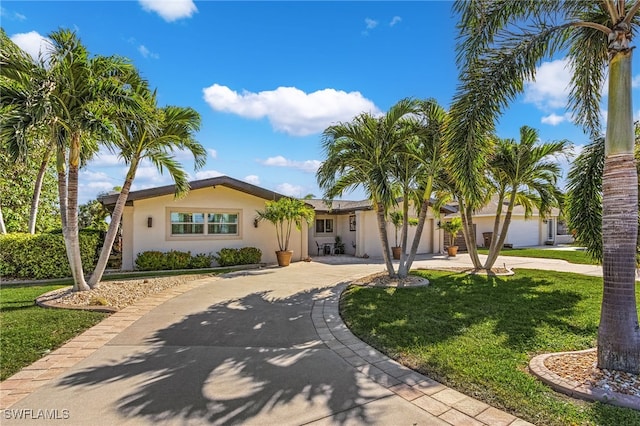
[135,250,214,271]
[213,248,239,267]
[135,251,166,271]
[165,250,192,270]
[0,231,102,279]
[238,247,262,264]
[213,247,262,267]
[190,253,213,269]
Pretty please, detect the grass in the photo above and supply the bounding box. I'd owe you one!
[0,267,238,380]
[476,247,599,265]
[341,269,640,426]
[0,284,108,380]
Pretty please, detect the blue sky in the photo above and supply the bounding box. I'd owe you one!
[3,1,639,204]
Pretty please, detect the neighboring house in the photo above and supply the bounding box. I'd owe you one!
[305,199,450,258]
[98,176,309,270]
[443,197,568,248]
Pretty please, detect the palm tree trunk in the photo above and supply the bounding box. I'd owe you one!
[65,135,89,292]
[376,201,395,276]
[28,147,53,234]
[88,166,136,288]
[397,195,410,278]
[484,190,515,270]
[459,200,482,269]
[0,204,6,234]
[598,49,640,373]
[402,176,435,277]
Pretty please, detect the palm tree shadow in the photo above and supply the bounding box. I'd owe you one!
[57,287,380,424]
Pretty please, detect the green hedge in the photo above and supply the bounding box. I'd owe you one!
[213,247,262,267]
[134,250,214,271]
[0,231,103,279]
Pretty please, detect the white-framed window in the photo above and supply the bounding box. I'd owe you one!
[168,209,240,239]
[315,218,334,234]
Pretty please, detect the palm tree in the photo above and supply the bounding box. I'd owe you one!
[393,99,448,277]
[317,99,417,276]
[45,29,138,291]
[451,1,640,372]
[0,30,55,235]
[482,127,569,269]
[88,85,207,288]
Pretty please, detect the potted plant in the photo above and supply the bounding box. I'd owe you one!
[256,197,315,266]
[389,211,418,260]
[440,217,463,257]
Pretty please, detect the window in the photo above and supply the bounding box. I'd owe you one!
[349,215,356,231]
[315,218,334,234]
[171,212,204,235]
[169,210,240,238]
[208,213,238,235]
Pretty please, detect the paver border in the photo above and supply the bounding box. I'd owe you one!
[311,281,532,426]
[529,349,640,411]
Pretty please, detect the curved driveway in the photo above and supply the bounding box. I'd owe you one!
[0,254,586,425]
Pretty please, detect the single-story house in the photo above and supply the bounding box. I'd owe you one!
[98,176,310,270]
[304,199,456,258]
[99,176,570,271]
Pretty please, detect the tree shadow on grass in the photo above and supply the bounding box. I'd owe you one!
[344,271,597,354]
[57,286,382,424]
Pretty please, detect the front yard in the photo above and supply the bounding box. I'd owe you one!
[340,269,640,426]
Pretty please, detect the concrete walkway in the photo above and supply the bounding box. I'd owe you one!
[1,253,599,425]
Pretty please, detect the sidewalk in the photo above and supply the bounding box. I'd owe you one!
[1,255,587,425]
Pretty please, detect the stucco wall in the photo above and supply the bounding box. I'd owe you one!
[120,185,308,270]
[470,215,545,248]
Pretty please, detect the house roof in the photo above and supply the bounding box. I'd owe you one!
[444,196,560,218]
[98,175,288,209]
[307,198,457,215]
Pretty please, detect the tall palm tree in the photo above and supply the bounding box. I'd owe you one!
[317,99,417,276]
[88,85,206,288]
[483,126,568,269]
[0,30,55,235]
[45,29,137,291]
[451,1,640,372]
[394,99,448,277]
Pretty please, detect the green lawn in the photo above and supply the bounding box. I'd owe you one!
[341,269,640,426]
[1,268,237,381]
[476,247,598,265]
[0,284,108,380]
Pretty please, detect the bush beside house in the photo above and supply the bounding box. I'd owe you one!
[0,231,103,279]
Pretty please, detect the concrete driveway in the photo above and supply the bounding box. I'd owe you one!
[1,256,566,425]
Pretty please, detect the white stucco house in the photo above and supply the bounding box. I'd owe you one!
[99,176,570,271]
[443,197,570,248]
[98,176,309,270]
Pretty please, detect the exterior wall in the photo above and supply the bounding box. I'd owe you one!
[470,215,548,248]
[121,185,308,269]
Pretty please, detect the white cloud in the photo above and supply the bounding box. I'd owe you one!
[541,112,572,126]
[207,148,218,159]
[194,170,224,180]
[524,59,572,110]
[138,44,159,59]
[389,16,402,26]
[633,75,640,89]
[244,175,260,185]
[261,155,321,173]
[10,31,51,61]
[92,149,123,167]
[365,18,378,29]
[1,8,26,21]
[139,0,197,22]
[276,183,304,197]
[202,84,380,136]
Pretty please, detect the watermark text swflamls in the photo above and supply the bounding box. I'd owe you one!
[4,409,70,420]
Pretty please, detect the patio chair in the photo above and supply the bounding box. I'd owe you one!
[315,241,322,256]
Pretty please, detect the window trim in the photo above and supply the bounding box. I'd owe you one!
[314,217,335,236]
[165,207,242,241]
